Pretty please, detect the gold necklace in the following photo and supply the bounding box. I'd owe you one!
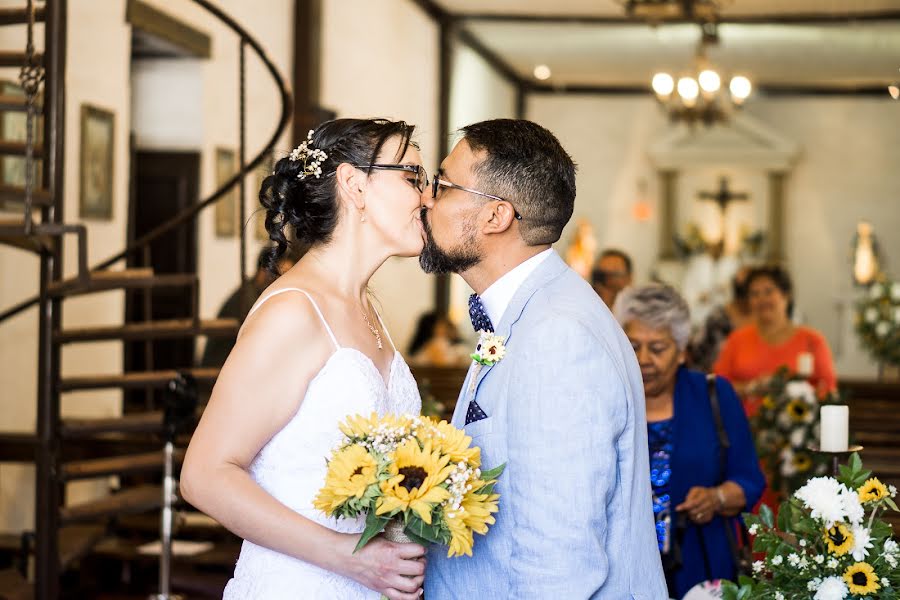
[361,308,383,350]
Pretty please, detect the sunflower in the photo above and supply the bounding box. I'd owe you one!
[376,439,453,524]
[444,511,475,557]
[459,488,500,535]
[858,478,889,504]
[786,398,812,423]
[421,420,481,468]
[824,523,854,556]
[313,444,378,514]
[339,412,380,439]
[844,562,880,595]
[792,451,812,473]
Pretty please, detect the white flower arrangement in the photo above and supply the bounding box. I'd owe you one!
[856,279,900,367]
[288,129,328,180]
[724,454,900,600]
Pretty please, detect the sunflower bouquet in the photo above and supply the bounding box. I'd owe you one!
[314,413,504,559]
[753,368,842,497]
[722,453,900,600]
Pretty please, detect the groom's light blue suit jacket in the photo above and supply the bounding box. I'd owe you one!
[425,252,667,599]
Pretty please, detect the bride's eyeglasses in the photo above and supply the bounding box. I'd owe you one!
[352,164,429,193]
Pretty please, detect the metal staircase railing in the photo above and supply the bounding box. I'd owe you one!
[0,1,293,598]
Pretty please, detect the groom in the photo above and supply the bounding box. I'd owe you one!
[419,119,666,599]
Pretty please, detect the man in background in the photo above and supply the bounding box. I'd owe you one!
[200,247,296,367]
[592,248,633,308]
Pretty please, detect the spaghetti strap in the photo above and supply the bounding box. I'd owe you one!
[371,304,396,352]
[245,288,340,350]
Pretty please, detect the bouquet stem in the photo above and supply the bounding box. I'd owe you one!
[380,519,418,600]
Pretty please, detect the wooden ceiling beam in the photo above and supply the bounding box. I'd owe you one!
[456,10,900,26]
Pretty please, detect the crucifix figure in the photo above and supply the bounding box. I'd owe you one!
[697,176,750,250]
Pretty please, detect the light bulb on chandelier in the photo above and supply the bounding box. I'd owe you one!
[652,72,675,98]
[729,75,752,104]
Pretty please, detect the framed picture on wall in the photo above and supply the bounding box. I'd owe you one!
[0,80,43,188]
[214,147,237,237]
[79,104,115,220]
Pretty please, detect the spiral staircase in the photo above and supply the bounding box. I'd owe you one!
[0,1,291,598]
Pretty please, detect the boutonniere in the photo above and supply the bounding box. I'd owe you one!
[470,331,507,366]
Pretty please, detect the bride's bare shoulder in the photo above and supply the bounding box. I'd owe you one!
[237,286,333,351]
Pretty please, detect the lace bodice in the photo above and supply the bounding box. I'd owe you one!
[223,289,421,599]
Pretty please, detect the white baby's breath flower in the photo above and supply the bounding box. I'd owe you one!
[890,485,898,498]
[827,557,839,570]
[815,554,825,564]
[775,592,785,600]
[752,560,764,574]
[884,578,892,588]
[808,577,823,592]
[887,554,898,569]
[885,539,899,554]
[850,524,873,561]
[815,576,849,600]
[876,321,891,337]
[800,539,808,547]
[748,523,759,535]
[788,553,801,567]
[799,556,810,569]
[771,555,784,566]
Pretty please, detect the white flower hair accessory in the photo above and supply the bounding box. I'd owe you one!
[288,129,328,180]
[471,331,507,367]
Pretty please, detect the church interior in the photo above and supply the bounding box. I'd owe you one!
[0,0,898,598]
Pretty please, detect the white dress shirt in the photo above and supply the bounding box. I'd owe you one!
[478,248,554,328]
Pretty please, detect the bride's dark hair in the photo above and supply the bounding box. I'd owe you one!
[259,118,416,273]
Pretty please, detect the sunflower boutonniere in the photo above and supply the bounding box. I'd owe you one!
[470,331,507,367]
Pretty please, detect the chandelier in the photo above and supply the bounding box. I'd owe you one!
[618,0,733,22]
[650,34,751,126]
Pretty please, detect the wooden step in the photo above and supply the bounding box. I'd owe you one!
[60,485,164,525]
[0,50,42,67]
[0,140,43,156]
[60,411,163,438]
[0,567,30,600]
[58,524,106,569]
[0,217,54,253]
[0,183,51,210]
[48,268,196,297]
[57,318,239,343]
[60,449,185,481]
[0,6,45,26]
[60,368,218,392]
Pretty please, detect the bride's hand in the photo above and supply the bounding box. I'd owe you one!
[334,534,426,599]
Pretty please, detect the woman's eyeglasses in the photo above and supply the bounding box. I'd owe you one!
[431,173,523,221]
[352,164,429,193]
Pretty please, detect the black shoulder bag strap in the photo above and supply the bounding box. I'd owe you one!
[707,373,752,576]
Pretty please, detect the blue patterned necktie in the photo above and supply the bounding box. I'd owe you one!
[468,294,494,333]
[465,293,492,425]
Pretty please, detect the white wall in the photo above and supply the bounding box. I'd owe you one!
[0,0,294,533]
[526,93,900,377]
[320,0,440,352]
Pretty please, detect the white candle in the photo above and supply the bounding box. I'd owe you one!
[797,352,814,377]
[820,405,849,452]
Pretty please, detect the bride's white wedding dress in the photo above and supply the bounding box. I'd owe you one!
[222,288,422,599]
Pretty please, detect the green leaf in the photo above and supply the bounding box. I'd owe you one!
[354,511,390,553]
[849,451,862,473]
[405,516,444,545]
[759,504,775,528]
[480,463,506,482]
[885,497,899,513]
[475,481,497,495]
[401,527,433,547]
[777,501,792,532]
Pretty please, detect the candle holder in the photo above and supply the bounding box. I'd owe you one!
[807,444,864,477]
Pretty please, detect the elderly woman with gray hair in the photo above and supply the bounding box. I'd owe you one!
[614,284,765,599]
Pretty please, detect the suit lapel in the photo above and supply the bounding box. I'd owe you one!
[469,251,569,396]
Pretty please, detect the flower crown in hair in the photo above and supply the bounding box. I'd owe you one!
[288,130,328,179]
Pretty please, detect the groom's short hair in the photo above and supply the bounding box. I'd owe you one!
[460,119,576,246]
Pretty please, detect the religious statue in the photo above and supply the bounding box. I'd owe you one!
[852,221,882,286]
[565,218,598,279]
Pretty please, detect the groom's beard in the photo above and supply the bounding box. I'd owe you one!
[418,207,482,274]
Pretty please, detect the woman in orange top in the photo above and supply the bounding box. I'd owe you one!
[714,265,837,416]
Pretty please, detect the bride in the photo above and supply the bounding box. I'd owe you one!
[181,118,428,599]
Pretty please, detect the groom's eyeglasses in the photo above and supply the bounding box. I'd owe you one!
[352,164,429,193]
[431,171,523,221]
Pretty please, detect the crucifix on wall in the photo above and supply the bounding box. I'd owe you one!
[697,176,749,249]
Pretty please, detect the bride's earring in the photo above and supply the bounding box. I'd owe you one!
[360,210,366,223]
